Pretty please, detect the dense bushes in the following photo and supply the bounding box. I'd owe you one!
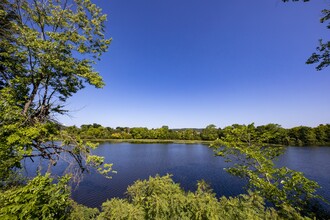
[1,174,312,220]
[0,174,71,219]
[99,175,288,220]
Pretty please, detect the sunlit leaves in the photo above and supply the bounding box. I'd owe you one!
[2,0,111,117]
[211,123,324,217]
[0,174,71,219]
[0,0,112,182]
[98,175,304,220]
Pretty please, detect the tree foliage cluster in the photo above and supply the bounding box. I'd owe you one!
[0,0,113,185]
[66,123,330,146]
[0,0,115,217]
[0,174,71,220]
[66,124,207,141]
[1,174,310,220]
[98,175,310,220]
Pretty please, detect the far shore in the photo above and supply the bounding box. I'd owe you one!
[83,139,213,145]
[81,139,330,147]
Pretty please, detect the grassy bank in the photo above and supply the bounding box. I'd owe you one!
[83,139,213,145]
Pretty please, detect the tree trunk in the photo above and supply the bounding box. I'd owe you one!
[23,83,38,115]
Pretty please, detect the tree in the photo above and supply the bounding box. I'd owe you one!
[201,124,219,141]
[0,0,22,90]
[282,0,330,70]
[158,125,170,139]
[287,126,317,146]
[211,124,324,217]
[256,124,288,145]
[0,0,113,183]
[130,127,149,139]
[314,124,329,145]
[182,129,200,140]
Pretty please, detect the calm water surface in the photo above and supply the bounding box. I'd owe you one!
[69,143,330,209]
[24,143,330,209]
[71,143,246,207]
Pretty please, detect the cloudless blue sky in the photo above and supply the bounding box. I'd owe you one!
[59,0,330,129]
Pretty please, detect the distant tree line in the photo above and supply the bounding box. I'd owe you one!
[65,123,330,146]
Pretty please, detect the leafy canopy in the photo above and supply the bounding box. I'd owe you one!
[0,0,114,182]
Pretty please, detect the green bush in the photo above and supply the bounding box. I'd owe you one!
[0,174,71,220]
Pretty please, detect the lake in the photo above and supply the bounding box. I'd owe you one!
[24,143,330,210]
[71,143,246,207]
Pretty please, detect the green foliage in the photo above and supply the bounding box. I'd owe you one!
[66,123,330,146]
[211,123,325,217]
[0,174,71,220]
[0,0,113,184]
[69,200,100,220]
[126,175,187,219]
[0,0,115,214]
[0,173,313,220]
[201,124,219,141]
[98,199,144,220]
[255,124,288,145]
[98,175,307,220]
[130,127,150,139]
[288,126,318,146]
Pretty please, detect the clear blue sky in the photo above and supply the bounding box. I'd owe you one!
[59,0,330,129]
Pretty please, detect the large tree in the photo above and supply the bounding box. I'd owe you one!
[0,0,113,183]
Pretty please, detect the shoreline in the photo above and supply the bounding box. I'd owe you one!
[82,139,330,147]
[83,139,213,145]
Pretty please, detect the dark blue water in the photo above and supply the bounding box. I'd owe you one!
[71,143,246,207]
[24,143,330,210]
[276,146,330,206]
